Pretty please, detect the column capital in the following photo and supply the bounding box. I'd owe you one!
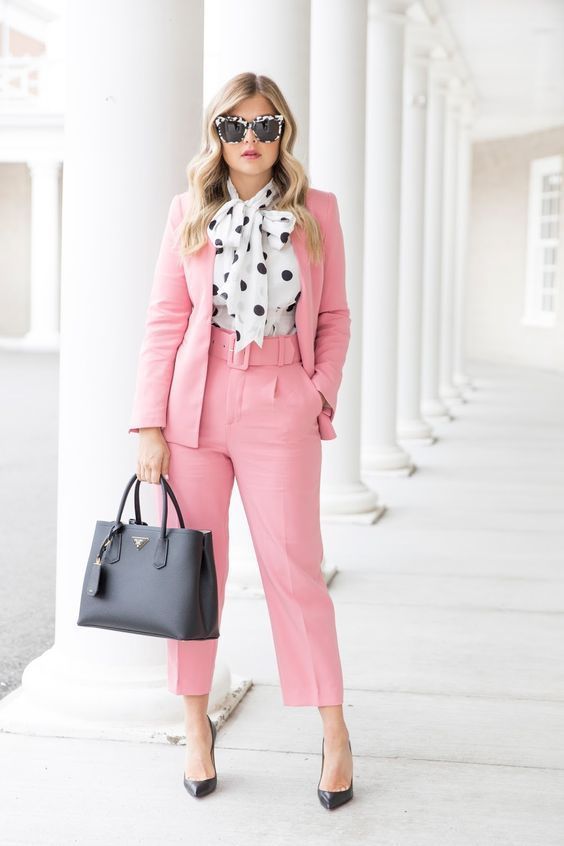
[446,77,477,116]
[26,158,63,177]
[368,0,413,25]
[405,25,435,69]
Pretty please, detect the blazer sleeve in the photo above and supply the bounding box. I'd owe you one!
[310,191,351,421]
[128,194,193,434]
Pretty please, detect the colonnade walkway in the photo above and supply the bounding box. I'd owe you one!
[1,354,563,844]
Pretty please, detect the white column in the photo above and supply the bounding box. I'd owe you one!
[439,81,465,405]
[22,159,61,350]
[204,0,311,167]
[362,0,414,476]
[452,96,475,390]
[421,60,450,420]
[0,0,245,742]
[309,0,383,524]
[203,0,320,594]
[397,36,435,445]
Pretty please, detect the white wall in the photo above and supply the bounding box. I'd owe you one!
[466,125,564,372]
[0,164,31,335]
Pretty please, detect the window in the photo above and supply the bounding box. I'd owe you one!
[523,155,562,326]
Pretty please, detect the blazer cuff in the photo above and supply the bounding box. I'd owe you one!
[128,420,165,434]
[310,372,336,420]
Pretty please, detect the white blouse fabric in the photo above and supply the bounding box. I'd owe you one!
[207,175,301,353]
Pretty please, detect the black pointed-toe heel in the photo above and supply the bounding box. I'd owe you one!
[183,714,217,798]
[317,737,354,810]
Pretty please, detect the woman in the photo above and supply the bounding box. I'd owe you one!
[129,72,353,809]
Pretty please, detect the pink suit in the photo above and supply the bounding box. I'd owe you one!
[129,187,351,706]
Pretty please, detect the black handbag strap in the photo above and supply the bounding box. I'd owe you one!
[132,476,185,531]
[119,473,185,536]
[94,474,186,563]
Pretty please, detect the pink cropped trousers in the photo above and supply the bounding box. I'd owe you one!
[154,324,344,707]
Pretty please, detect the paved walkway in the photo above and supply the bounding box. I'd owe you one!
[1,353,563,845]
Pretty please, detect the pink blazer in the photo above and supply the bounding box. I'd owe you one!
[128,187,351,447]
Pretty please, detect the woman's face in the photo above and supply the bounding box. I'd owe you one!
[217,94,281,181]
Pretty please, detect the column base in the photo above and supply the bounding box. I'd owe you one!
[362,443,415,476]
[397,416,436,444]
[421,397,452,421]
[453,370,475,389]
[0,332,60,352]
[440,382,466,403]
[0,645,249,744]
[320,480,384,524]
[227,555,339,597]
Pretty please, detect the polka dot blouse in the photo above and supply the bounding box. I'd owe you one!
[207,175,301,353]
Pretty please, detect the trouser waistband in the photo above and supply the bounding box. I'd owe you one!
[208,324,301,370]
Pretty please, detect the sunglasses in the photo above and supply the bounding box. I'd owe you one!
[214,113,285,144]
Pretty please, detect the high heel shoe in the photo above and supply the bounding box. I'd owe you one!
[183,714,217,798]
[317,737,354,810]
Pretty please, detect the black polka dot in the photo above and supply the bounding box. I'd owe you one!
[295,291,302,303]
[212,321,220,327]
[280,232,289,243]
[240,280,247,291]
[254,305,265,316]
[215,238,222,246]
[232,252,239,263]
[229,313,235,317]
[247,242,251,252]
[235,224,242,233]
[209,219,216,229]
[281,269,293,281]
[243,216,249,225]
[257,262,266,274]
[227,207,233,215]
[223,272,229,282]
[212,306,218,316]
[215,247,223,254]
[258,223,262,232]
[286,302,296,311]
[266,189,272,197]
[263,251,267,260]
[212,284,218,295]
[221,292,228,299]
[236,330,240,341]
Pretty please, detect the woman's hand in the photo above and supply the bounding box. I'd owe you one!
[137,427,170,484]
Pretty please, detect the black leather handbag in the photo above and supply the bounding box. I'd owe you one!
[77,472,220,641]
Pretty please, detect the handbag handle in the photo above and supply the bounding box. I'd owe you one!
[118,473,185,537]
[94,473,186,564]
[132,476,185,531]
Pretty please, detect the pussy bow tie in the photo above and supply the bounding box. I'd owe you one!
[207,175,297,352]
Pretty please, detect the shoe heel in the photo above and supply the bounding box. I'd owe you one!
[317,737,354,810]
[183,714,218,798]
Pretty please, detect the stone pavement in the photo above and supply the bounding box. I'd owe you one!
[1,351,563,845]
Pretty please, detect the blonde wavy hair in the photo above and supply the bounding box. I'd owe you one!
[176,72,324,264]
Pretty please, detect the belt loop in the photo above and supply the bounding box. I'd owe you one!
[226,335,235,367]
[276,336,285,366]
[241,342,251,369]
[287,335,298,365]
[288,340,296,365]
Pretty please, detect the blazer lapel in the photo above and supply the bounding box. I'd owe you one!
[291,224,314,372]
